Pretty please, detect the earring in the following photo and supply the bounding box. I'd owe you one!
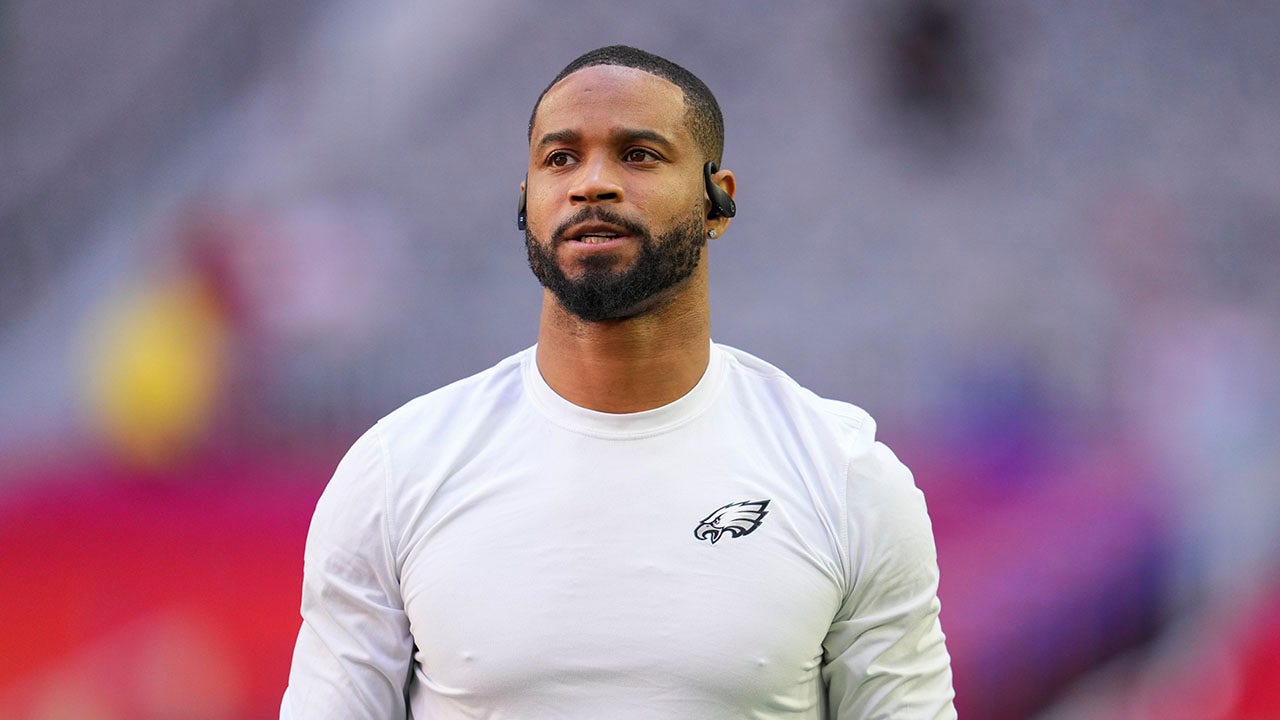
[708,229,717,238]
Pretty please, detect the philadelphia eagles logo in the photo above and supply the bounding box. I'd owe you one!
[694,500,771,544]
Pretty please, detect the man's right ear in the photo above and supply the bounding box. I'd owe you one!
[517,177,527,231]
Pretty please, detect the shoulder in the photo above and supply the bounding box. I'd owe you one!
[380,347,530,429]
[372,346,532,456]
[715,343,924,525]
[311,348,535,549]
[714,342,912,506]
[715,342,875,446]
[322,347,532,508]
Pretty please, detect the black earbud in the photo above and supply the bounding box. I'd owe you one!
[517,177,527,231]
[704,161,736,220]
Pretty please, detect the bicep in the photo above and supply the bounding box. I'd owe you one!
[281,427,414,719]
[822,441,955,720]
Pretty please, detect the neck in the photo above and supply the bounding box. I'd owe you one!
[535,271,711,414]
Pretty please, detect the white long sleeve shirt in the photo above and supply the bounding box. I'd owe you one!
[282,343,955,719]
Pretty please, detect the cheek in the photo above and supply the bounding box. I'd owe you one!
[636,185,704,226]
[524,184,560,232]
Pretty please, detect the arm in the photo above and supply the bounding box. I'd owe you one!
[822,438,956,720]
[281,426,414,719]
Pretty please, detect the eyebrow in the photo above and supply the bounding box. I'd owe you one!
[534,127,677,152]
[535,129,581,149]
[613,128,675,150]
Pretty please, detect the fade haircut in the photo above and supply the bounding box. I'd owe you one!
[528,45,725,164]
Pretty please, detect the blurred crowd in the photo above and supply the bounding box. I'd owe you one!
[2,1,1277,717]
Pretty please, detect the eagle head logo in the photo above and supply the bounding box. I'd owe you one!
[694,500,771,544]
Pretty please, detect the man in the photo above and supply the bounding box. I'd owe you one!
[282,45,955,719]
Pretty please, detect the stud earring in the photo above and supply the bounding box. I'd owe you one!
[708,229,718,238]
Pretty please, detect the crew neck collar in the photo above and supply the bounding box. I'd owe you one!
[522,343,726,439]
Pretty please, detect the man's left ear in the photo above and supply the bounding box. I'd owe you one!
[703,161,737,222]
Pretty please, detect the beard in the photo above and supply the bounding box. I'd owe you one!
[525,205,706,322]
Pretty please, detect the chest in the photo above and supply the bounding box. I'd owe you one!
[396,433,845,713]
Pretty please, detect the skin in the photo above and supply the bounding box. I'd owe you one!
[525,64,736,413]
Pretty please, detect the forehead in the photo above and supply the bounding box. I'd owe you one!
[533,65,691,144]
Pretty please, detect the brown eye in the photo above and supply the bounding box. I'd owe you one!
[625,148,658,163]
[548,152,576,168]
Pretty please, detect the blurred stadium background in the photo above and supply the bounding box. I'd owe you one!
[2,1,1278,717]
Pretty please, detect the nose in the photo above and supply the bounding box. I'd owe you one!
[568,157,624,205]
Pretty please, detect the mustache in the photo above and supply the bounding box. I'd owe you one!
[551,207,648,243]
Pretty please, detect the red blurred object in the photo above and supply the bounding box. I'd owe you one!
[1228,593,1280,718]
[0,453,332,718]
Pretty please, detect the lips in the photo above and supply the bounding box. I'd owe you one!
[563,221,630,244]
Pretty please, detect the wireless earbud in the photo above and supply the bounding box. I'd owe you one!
[517,178,527,231]
[704,161,736,220]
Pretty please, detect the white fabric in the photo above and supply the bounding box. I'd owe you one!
[282,344,955,719]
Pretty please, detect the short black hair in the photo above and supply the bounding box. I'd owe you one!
[528,45,725,164]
